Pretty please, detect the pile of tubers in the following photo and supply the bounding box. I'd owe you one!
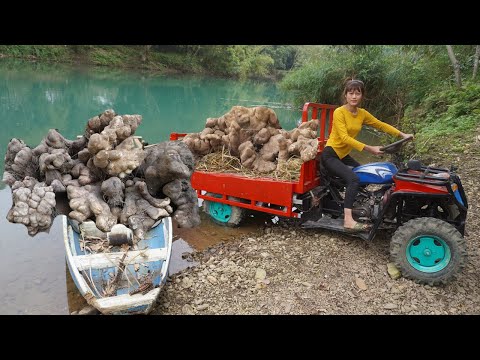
[3,110,200,238]
[182,106,319,173]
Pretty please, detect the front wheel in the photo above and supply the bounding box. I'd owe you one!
[390,217,467,286]
[202,193,245,227]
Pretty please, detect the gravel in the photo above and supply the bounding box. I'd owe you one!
[152,131,480,315]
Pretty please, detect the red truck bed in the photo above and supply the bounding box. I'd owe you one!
[170,102,336,218]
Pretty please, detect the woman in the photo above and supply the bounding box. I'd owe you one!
[322,79,413,232]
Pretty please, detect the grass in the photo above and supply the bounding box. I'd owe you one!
[0,45,73,61]
[402,82,480,161]
[0,45,205,74]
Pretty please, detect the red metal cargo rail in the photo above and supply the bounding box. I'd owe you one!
[170,102,337,218]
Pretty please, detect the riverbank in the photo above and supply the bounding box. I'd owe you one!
[152,127,480,315]
[0,45,198,74]
[0,45,286,81]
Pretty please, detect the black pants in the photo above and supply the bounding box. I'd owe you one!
[321,146,361,209]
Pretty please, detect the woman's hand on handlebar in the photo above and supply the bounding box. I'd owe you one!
[364,145,384,156]
[400,132,414,140]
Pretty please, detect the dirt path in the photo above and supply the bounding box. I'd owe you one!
[152,132,480,315]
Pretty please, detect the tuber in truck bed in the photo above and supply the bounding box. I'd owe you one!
[170,103,336,220]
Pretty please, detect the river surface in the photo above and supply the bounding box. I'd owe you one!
[0,59,382,314]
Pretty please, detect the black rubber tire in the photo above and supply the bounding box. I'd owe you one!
[390,217,467,286]
[202,192,245,227]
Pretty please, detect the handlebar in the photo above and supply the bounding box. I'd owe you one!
[379,136,413,154]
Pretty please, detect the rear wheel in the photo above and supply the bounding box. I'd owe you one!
[390,217,467,285]
[202,193,245,227]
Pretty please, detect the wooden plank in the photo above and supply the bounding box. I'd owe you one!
[95,288,161,313]
[74,248,168,271]
[63,216,97,299]
[64,215,173,314]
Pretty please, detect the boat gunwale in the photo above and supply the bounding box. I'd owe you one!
[63,215,172,314]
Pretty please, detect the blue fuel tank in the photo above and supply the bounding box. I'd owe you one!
[353,162,398,185]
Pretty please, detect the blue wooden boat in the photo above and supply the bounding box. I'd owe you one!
[62,215,172,315]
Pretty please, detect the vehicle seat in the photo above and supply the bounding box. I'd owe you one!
[406,159,422,171]
[319,157,353,187]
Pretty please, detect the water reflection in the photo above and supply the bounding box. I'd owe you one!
[0,58,300,180]
[168,239,199,275]
[0,188,69,314]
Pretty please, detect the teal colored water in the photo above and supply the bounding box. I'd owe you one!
[0,59,299,183]
[0,59,300,314]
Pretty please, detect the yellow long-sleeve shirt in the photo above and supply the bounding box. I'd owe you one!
[325,106,401,159]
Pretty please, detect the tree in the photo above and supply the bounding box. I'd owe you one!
[446,45,462,87]
[141,45,152,63]
[473,45,480,80]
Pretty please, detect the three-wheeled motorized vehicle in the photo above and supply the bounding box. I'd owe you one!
[170,102,468,285]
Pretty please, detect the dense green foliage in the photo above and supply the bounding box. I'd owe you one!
[1,45,479,157]
[280,45,480,156]
[164,45,297,79]
[0,45,72,61]
[403,81,480,155]
[0,45,297,80]
[280,46,443,122]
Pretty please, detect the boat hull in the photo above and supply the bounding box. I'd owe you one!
[63,215,172,315]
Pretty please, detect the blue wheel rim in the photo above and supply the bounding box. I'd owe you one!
[209,201,232,223]
[406,235,451,273]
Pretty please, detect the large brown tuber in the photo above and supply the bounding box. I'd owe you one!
[101,177,125,207]
[85,109,116,136]
[3,139,38,186]
[183,107,320,173]
[3,130,87,189]
[4,109,200,239]
[163,179,200,228]
[6,177,56,236]
[119,179,172,239]
[86,112,143,178]
[182,106,282,159]
[67,183,118,232]
[137,141,199,228]
[92,136,145,178]
[138,141,195,194]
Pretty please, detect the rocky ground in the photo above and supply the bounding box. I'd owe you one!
[152,132,480,315]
